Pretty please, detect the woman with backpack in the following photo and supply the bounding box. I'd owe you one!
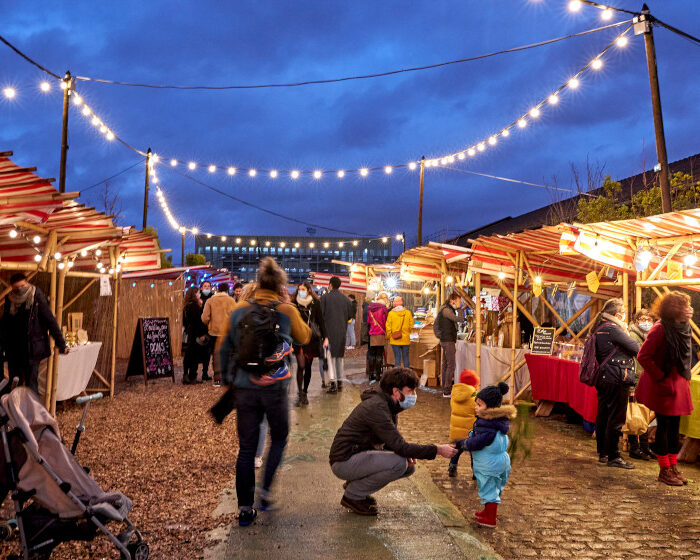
[636,292,694,486]
[591,298,640,469]
[367,293,390,382]
[293,282,329,407]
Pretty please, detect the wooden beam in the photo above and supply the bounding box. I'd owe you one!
[494,278,540,328]
[475,272,482,381]
[50,265,66,416]
[646,241,683,281]
[509,252,521,404]
[553,298,596,338]
[0,166,37,175]
[110,275,119,398]
[636,278,700,287]
[15,221,50,234]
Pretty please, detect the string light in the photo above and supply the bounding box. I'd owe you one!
[548,94,559,105]
[3,87,17,99]
[32,235,41,244]
[39,81,51,92]
[9,229,18,239]
[591,58,603,70]
[384,166,393,174]
[616,36,628,47]
[568,0,582,12]
[337,170,345,178]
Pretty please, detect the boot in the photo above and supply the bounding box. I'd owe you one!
[641,444,656,460]
[448,463,457,478]
[337,380,343,392]
[477,502,498,528]
[658,467,684,486]
[629,446,648,461]
[326,381,338,394]
[301,391,309,406]
[670,465,688,485]
[294,394,303,407]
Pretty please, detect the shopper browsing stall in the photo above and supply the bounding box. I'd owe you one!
[386,297,412,368]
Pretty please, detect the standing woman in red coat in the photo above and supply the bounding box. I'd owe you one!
[636,292,695,486]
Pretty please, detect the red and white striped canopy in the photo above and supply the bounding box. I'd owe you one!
[396,242,471,283]
[311,272,366,294]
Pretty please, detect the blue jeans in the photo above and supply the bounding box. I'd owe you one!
[392,345,410,368]
[235,388,289,507]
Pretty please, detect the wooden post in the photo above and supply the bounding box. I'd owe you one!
[49,264,66,416]
[44,259,57,409]
[509,253,520,403]
[110,274,120,398]
[417,156,425,246]
[622,271,629,319]
[475,272,482,381]
[58,71,71,194]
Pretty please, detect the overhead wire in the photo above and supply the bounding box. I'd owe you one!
[80,159,145,192]
[1,21,631,91]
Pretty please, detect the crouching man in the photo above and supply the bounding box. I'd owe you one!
[329,367,457,515]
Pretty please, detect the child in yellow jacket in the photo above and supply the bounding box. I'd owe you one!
[448,369,480,477]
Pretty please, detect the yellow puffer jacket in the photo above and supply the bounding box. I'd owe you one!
[385,308,413,345]
[449,383,478,441]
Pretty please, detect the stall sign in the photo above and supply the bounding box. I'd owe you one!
[126,317,175,384]
[531,327,556,355]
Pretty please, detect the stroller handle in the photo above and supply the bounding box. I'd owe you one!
[76,393,103,404]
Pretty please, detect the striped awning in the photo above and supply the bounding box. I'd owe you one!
[0,152,161,274]
[396,242,471,283]
[311,272,366,294]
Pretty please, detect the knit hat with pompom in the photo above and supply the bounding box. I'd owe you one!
[475,381,509,409]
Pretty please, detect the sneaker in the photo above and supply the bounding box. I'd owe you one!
[321,382,327,389]
[326,382,338,394]
[250,362,291,387]
[213,381,222,387]
[295,395,303,408]
[442,392,451,398]
[254,456,263,469]
[238,508,257,527]
[607,457,635,469]
[301,392,309,406]
[598,455,608,464]
[629,448,648,461]
[340,494,377,516]
[337,380,343,392]
[448,463,457,478]
[259,497,276,512]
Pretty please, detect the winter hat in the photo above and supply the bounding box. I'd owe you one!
[459,369,480,387]
[476,382,509,409]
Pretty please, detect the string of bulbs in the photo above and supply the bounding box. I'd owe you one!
[154,184,404,247]
[2,23,634,184]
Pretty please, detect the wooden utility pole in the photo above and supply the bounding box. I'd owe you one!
[401,232,406,253]
[143,148,152,229]
[181,230,186,267]
[417,156,426,246]
[58,71,72,194]
[637,5,672,213]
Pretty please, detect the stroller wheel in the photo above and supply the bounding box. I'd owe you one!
[122,541,149,560]
[0,522,11,540]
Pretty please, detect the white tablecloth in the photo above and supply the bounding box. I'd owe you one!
[455,341,530,397]
[38,342,102,401]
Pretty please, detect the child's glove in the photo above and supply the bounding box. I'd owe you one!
[456,438,468,451]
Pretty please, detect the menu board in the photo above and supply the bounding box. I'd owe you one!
[126,317,175,384]
[531,327,555,355]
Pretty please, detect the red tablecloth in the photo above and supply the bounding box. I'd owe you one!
[525,353,598,423]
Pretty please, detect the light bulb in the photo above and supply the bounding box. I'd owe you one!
[54,252,62,260]
[33,235,41,244]
[40,81,51,92]
[338,242,344,248]
[178,226,186,234]
[170,159,178,166]
[34,254,42,262]
[448,156,455,163]
[568,77,580,89]
[250,239,256,246]
[360,168,369,177]
[382,237,388,243]
[80,249,88,257]
[188,162,196,170]
[313,170,322,179]
[408,162,417,170]
[352,240,359,247]
[548,95,559,105]
[294,242,300,248]
[81,106,90,116]
[280,242,286,247]
[60,81,69,90]
[58,262,65,270]
[502,129,510,137]
[191,227,199,234]
[3,87,17,99]
[517,118,527,128]
[95,249,102,256]
[535,276,542,284]
[9,229,18,238]
[384,166,393,174]
[309,242,315,248]
[109,268,115,275]
[441,158,448,165]
[323,242,329,248]
[67,261,74,268]
[248,169,257,177]
[270,170,278,178]
[458,153,466,160]
[468,148,476,156]
[265,241,271,246]
[488,136,497,146]
[290,170,300,179]
[498,271,506,280]
[207,233,212,239]
[72,94,82,106]
[684,253,697,267]
[530,107,541,118]
[235,237,242,244]
[221,236,227,242]
[446,276,454,284]
[616,36,628,47]
[91,116,100,126]
[423,287,430,295]
[337,170,345,178]
[395,234,403,241]
[106,132,115,141]
[477,143,486,152]
[591,58,603,70]
[568,0,582,12]
[208,165,216,173]
[601,8,613,20]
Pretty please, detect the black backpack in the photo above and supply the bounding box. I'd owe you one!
[236,301,285,376]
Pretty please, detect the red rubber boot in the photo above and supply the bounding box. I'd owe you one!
[474,506,486,519]
[477,502,498,528]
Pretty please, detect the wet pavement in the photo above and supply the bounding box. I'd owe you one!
[208,357,500,560]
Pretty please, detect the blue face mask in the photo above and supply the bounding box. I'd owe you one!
[201,289,211,296]
[298,290,308,299]
[399,393,417,409]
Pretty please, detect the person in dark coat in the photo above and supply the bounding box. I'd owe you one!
[293,282,328,406]
[329,367,457,515]
[199,280,214,381]
[434,292,462,397]
[1,273,68,394]
[592,298,640,469]
[636,291,694,486]
[320,277,354,394]
[182,286,209,384]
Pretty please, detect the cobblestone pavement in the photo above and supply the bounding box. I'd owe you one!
[347,367,700,560]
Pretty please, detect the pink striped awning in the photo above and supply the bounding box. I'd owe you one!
[311,272,366,294]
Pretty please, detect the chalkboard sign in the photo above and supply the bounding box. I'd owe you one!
[531,327,555,355]
[126,317,175,384]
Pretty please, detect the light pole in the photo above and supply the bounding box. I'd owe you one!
[417,156,425,246]
[143,148,152,229]
[180,227,186,267]
[58,71,72,194]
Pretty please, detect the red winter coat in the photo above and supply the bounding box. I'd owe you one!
[635,322,694,416]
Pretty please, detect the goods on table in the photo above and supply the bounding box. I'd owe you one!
[552,342,583,362]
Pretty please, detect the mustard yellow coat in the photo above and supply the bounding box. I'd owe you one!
[385,308,413,345]
[449,383,478,441]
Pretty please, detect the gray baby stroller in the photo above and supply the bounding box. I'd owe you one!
[0,381,148,559]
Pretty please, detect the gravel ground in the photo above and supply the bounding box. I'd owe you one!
[1,359,238,560]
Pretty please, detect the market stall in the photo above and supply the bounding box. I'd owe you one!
[456,341,529,394]
[0,151,163,414]
[38,342,102,401]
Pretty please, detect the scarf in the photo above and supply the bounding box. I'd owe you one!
[629,323,646,342]
[661,320,692,380]
[8,284,36,316]
[602,312,629,333]
[296,294,313,307]
[392,305,405,312]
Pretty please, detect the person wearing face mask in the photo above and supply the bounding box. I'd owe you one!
[292,282,329,407]
[433,292,462,397]
[591,298,640,469]
[329,367,457,515]
[0,272,68,394]
[626,309,657,461]
[199,280,214,380]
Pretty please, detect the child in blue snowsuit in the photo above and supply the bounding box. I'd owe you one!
[456,381,515,528]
